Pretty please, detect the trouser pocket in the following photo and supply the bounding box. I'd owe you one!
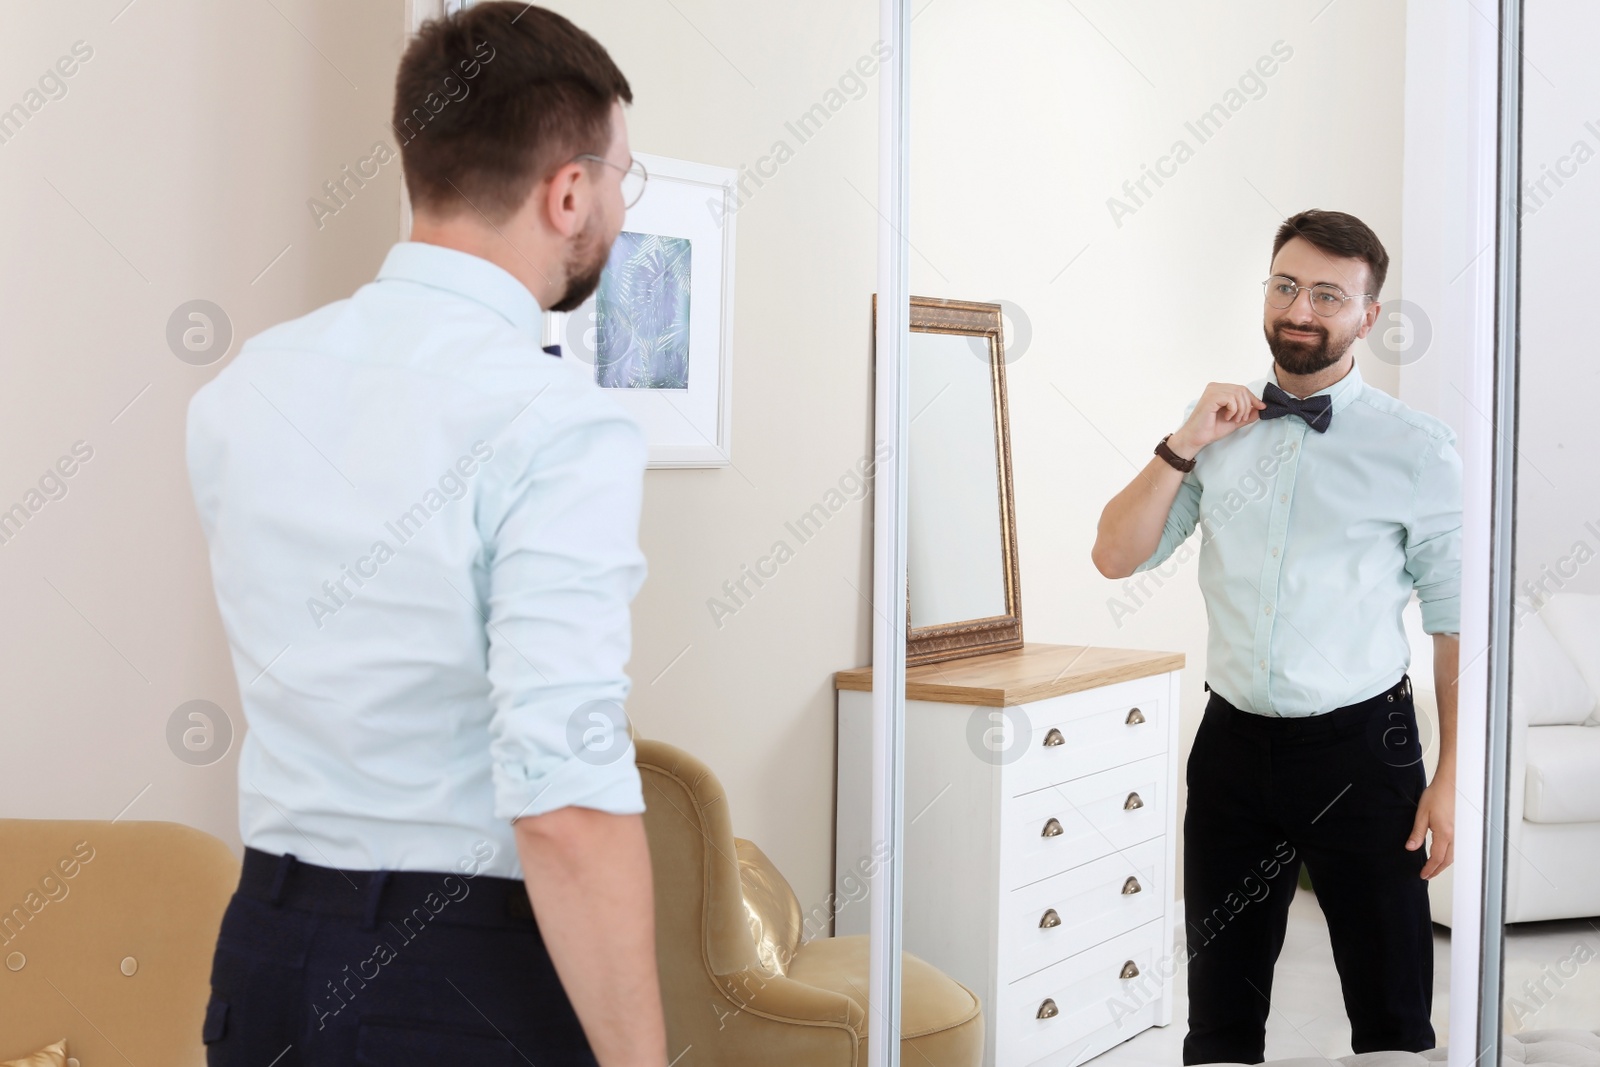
[204,893,309,1062]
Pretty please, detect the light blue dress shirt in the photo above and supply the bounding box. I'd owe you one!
[1134,358,1462,717]
[186,241,649,878]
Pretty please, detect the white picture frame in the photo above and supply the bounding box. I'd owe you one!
[548,152,738,469]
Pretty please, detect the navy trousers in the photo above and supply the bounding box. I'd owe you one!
[203,847,599,1066]
[1182,673,1436,1065]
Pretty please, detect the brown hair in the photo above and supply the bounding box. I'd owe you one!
[1271,209,1389,298]
[393,2,632,222]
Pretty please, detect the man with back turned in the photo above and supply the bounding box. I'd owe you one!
[187,5,666,1064]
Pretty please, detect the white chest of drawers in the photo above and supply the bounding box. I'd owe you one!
[833,644,1184,1067]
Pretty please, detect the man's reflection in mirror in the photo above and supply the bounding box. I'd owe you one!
[1093,210,1462,1064]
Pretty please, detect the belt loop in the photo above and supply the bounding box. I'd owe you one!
[362,871,392,930]
[268,852,299,907]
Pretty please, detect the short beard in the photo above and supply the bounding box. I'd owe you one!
[547,213,611,313]
[1265,319,1355,376]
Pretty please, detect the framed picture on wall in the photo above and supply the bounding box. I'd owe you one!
[548,152,738,468]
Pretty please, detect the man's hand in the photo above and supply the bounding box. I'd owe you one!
[1411,633,1460,880]
[515,808,667,1067]
[1169,382,1268,458]
[1407,772,1455,879]
[1092,381,1265,577]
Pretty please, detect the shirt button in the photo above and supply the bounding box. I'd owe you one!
[1271,547,1279,557]
[1264,605,1272,615]
[1259,659,1267,669]
[1280,493,1288,502]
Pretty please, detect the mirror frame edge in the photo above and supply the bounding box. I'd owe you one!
[890,295,1025,667]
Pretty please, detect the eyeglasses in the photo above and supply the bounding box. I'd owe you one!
[1262,275,1371,317]
[573,153,649,209]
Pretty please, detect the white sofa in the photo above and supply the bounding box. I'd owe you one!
[1428,592,1600,926]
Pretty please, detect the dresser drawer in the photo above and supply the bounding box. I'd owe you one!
[1003,673,1170,798]
[996,918,1167,1067]
[998,836,1165,985]
[1000,754,1167,889]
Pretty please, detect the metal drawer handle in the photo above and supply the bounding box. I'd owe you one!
[1041,817,1064,837]
[1120,960,1140,980]
[1037,998,1059,1019]
[1123,792,1144,811]
[1039,908,1061,929]
[1122,876,1142,895]
[1125,707,1146,725]
[1043,727,1065,747]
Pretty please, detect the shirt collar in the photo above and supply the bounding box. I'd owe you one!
[375,241,543,336]
[1266,356,1365,415]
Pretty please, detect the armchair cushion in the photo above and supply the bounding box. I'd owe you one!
[1524,725,1600,823]
[1513,602,1597,726]
[734,838,804,978]
[784,935,982,1046]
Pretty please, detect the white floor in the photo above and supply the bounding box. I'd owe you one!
[1498,915,1600,1038]
[1089,891,1600,1065]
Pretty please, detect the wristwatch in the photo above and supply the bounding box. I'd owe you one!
[1155,434,1196,472]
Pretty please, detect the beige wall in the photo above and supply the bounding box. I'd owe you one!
[1,0,884,925]
[1511,0,1600,604]
[1,1,410,833]
[909,1,1408,892]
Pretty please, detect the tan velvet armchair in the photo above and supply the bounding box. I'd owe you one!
[0,819,238,1064]
[636,736,984,1066]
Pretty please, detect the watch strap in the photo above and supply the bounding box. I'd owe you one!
[1155,434,1196,472]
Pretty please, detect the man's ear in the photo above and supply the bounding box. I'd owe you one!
[540,162,587,239]
[1356,297,1381,340]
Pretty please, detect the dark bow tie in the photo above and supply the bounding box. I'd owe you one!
[1260,381,1333,433]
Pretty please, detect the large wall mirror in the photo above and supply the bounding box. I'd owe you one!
[885,1,1519,1065]
[873,295,1023,666]
[1493,0,1600,1046]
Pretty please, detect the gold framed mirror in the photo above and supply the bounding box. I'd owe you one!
[873,295,1023,666]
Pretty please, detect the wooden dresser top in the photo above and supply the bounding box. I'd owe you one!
[833,642,1184,707]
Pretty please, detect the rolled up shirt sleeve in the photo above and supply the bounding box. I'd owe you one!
[1405,431,1463,634]
[480,380,650,822]
[1134,398,1203,574]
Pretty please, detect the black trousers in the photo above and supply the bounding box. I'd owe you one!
[203,847,598,1066]
[1182,674,1436,1065]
